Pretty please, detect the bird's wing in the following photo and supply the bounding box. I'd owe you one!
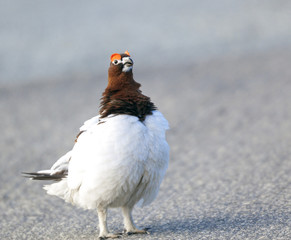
[49,150,72,175]
[75,115,101,142]
[79,115,101,131]
[23,115,101,180]
[23,150,72,181]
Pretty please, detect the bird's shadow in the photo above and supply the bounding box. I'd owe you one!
[149,211,287,235]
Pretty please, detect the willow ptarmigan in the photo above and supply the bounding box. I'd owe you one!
[24,51,169,239]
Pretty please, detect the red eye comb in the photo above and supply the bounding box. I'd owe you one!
[110,53,121,62]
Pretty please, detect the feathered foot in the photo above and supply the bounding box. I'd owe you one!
[124,227,150,235]
[122,206,150,235]
[98,233,122,239]
[98,207,123,239]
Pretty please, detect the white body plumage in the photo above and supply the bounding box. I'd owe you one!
[26,51,169,238]
[44,110,169,210]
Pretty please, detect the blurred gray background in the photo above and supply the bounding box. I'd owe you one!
[1,1,291,239]
[1,0,291,84]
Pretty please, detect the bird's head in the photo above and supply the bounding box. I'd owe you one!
[107,51,140,90]
[109,51,133,75]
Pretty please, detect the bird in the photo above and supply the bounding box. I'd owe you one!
[23,51,170,239]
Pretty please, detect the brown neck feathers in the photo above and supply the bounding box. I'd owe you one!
[99,71,156,121]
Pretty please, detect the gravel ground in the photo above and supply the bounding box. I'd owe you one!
[1,47,291,239]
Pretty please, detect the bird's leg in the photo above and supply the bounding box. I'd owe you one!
[97,207,121,239]
[121,205,150,235]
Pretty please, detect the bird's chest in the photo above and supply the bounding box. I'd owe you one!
[68,112,168,207]
[73,115,151,168]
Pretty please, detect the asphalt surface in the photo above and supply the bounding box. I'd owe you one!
[1,47,291,239]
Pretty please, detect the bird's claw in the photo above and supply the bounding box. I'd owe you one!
[123,227,151,235]
[98,232,123,239]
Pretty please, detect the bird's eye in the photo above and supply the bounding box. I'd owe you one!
[112,59,119,65]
